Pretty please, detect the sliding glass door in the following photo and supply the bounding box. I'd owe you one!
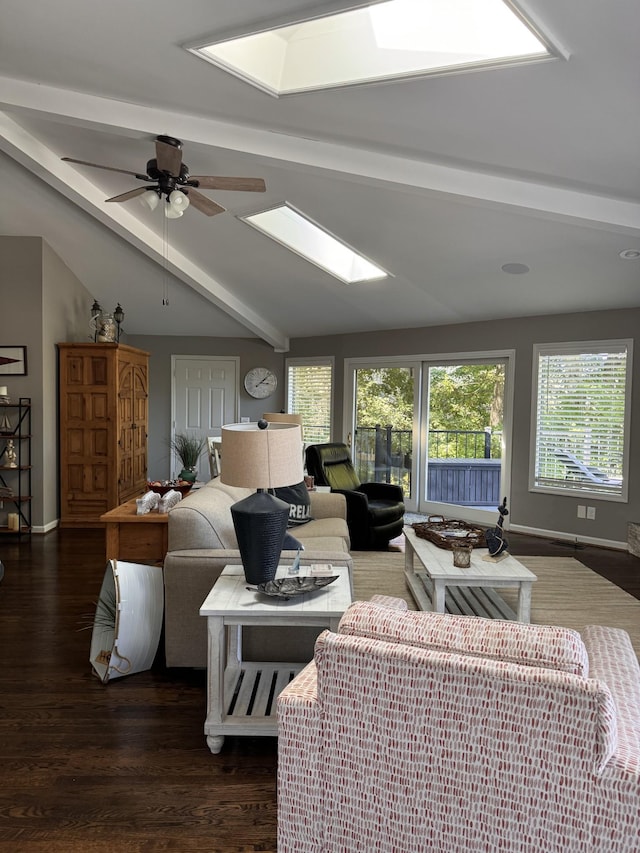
[420,358,509,524]
[346,352,513,522]
[350,364,419,510]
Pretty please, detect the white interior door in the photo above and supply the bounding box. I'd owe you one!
[172,357,238,481]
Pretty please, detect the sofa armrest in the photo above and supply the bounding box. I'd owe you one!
[582,625,640,776]
[309,490,347,520]
[163,549,235,667]
[333,488,370,527]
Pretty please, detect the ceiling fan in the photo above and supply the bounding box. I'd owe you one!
[61,135,266,217]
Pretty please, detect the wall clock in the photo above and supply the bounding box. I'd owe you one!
[243,367,278,399]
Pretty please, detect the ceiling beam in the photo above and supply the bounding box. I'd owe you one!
[1,75,639,236]
[0,109,289,351]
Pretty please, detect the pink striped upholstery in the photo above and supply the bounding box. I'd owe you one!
[338,601,590,675]
[277,604,640,852]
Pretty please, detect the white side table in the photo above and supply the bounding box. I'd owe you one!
[199,564,352,754]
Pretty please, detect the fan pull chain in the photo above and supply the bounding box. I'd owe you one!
[162,214,170,306]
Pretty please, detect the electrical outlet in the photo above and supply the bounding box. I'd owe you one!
[587,506,596,520]
[240,416,250,423]
[577,505,586,518]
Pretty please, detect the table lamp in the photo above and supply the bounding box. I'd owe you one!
[221,420,303,584]
[262,412,303,439]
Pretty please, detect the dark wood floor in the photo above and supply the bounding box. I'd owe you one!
[0,528,638,851]
[0,529,278,853]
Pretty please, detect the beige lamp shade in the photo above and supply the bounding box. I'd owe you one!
[221,422,303,489]
[262,412,304,439]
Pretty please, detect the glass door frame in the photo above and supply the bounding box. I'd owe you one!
[418,349,516,525]
[344,358,421,512]
[343,349,515,522]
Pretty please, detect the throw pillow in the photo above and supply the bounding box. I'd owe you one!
[274,481,312,526]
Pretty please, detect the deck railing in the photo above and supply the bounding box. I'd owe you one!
[353,425,502,505]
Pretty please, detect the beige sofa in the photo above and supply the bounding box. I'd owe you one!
[163,478,352,667]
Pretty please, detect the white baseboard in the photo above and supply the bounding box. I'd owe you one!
[31,519,59,534]
[509,523,628,553]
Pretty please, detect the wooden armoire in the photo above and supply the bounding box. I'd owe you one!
[58,343,149,527]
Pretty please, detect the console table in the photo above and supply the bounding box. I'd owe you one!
[100,499,168,565]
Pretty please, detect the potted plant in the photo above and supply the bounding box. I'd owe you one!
[170,433,207,483]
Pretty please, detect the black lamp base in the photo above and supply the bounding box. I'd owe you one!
[230,491,291,585]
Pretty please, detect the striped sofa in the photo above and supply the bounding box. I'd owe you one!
[277,600,640,852]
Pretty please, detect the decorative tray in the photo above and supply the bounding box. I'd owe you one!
[247,576,339,599]
[412,516,486,550]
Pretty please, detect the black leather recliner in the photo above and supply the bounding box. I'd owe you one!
[305,443,405,550]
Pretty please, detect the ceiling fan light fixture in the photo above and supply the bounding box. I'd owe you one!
[61,136,264,219]
[164,204,184,219]
[169,190,190,211]
[141,190,160,211]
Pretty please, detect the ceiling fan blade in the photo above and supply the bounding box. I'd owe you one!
[156,137,183,176]
[189,176,266,192]
[105,187,148,203]
[61,157,150,181]
[187,189,226,216]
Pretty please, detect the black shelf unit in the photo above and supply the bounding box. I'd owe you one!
[0,397,31,536]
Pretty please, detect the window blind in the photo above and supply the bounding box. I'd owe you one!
[287,361,333,445]
[532,341,631,499]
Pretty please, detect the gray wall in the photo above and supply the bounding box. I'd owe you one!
[0,236,93,531]
[127,306,640,547]
[2,232,638,548]
[125,333,286,480]
[285,308,640,547]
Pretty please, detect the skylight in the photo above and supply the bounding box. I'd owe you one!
[241,204,388,284]
[186,0,555,96]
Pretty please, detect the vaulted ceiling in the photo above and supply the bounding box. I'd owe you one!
[1,0,639,351]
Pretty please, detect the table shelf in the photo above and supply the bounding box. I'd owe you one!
[413,569,517,620]
[225,662,304,721]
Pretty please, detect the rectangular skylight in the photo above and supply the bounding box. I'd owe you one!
[241,204,389,283]
[186,0,558,96]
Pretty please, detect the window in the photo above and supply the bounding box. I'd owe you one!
[286,358,333,445]
[186,0,556,96]
[241,204,388,284]
[530,340,632,501]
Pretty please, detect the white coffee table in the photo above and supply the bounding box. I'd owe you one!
[404,526,537,622]
[199,564,352,754]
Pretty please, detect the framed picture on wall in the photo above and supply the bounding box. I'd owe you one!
[0,346,27,376]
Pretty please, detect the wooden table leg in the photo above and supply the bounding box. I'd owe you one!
[104,522,119,562]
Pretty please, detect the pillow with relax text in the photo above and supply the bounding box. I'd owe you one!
[273,481,312,526]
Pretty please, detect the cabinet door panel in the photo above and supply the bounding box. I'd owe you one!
[59,344,148,526]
